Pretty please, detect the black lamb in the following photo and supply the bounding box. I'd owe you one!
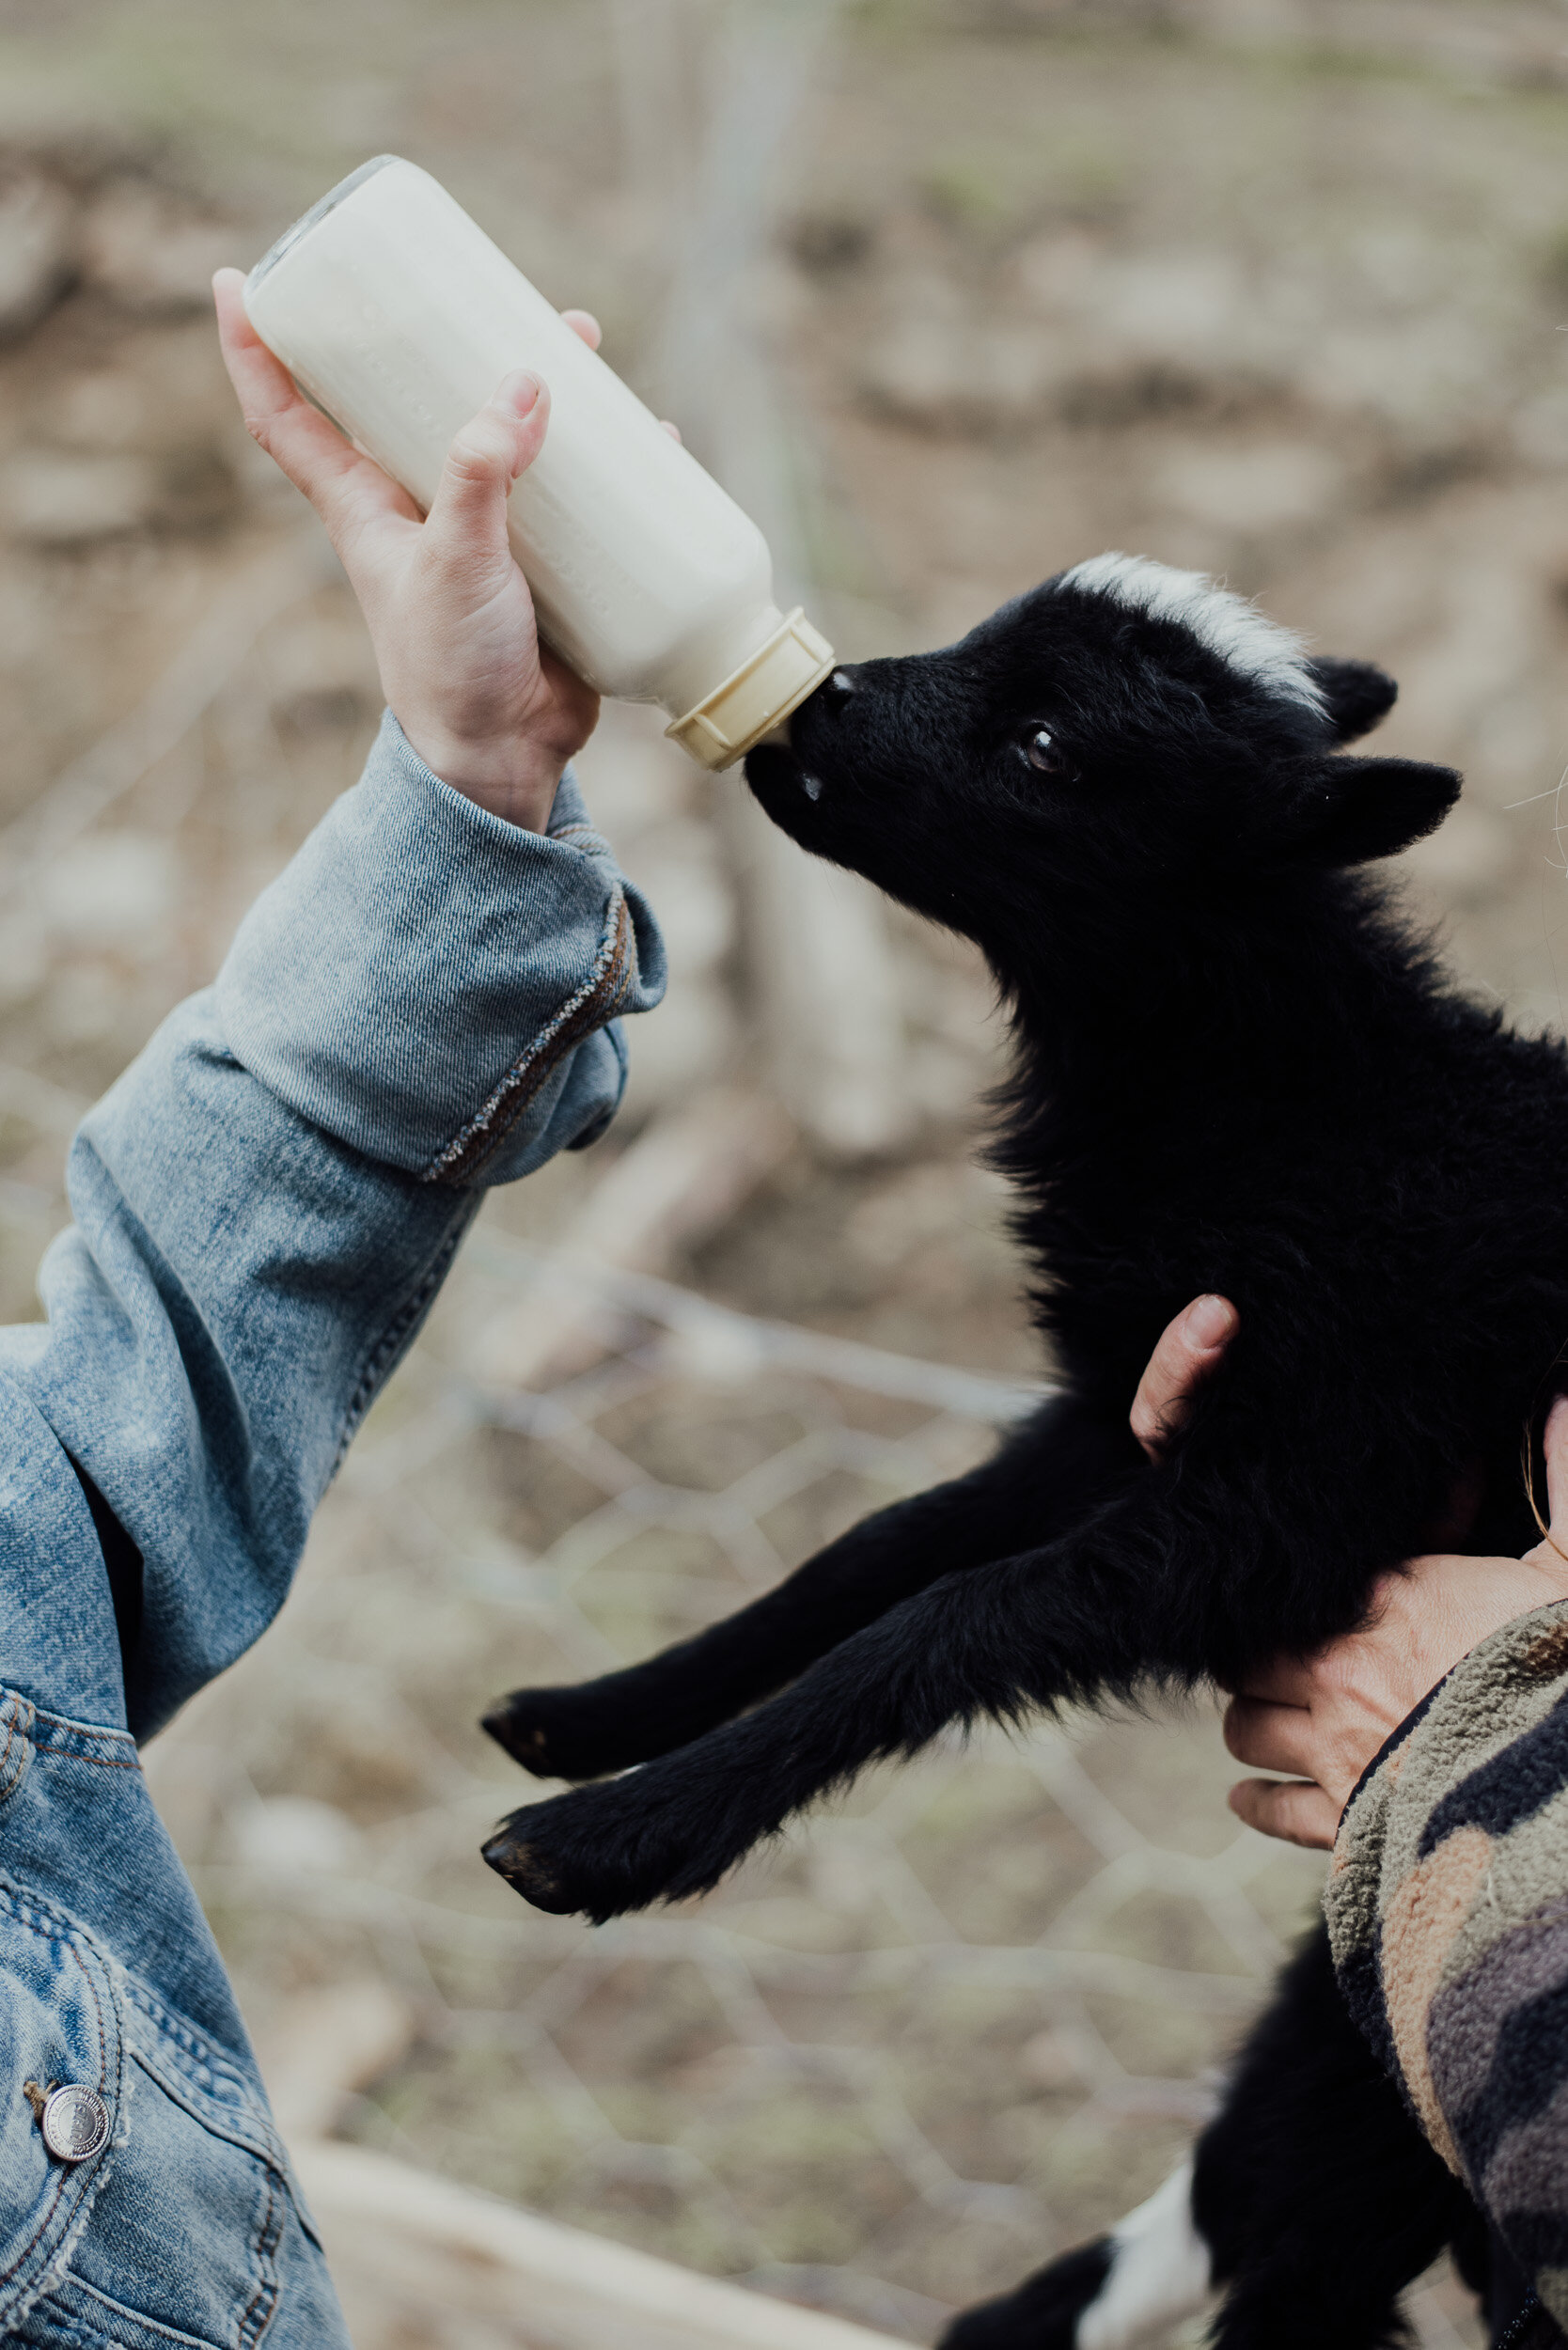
[479,551,1563,2346]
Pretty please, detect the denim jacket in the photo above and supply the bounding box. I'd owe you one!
[0,713,664,2347]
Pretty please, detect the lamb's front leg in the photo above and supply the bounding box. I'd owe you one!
[483,1501,1154,1920]
[484,1392,1135,1784]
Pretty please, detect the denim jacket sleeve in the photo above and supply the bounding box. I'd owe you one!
[0,713,665,1740]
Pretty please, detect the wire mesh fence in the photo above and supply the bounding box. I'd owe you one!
[133,1227,1482,2348]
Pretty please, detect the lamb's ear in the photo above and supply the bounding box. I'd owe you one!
[1305,658,1399,746]
[1286,754,1462,867]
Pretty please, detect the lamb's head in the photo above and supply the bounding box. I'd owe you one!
[745,555,1460,980]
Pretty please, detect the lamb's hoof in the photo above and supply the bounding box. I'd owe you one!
[480,1826,577,1914]
[480,1685,629,1783]
[480,1783,672,1923]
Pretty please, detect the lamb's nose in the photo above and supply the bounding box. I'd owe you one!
[774,664,856,749]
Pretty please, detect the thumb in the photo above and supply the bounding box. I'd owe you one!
[1130,1294,1238,1462]
[1228,1776,1339,1850]
[422,370,548,570]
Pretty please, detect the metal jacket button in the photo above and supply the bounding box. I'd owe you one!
[39,2084,110,2162]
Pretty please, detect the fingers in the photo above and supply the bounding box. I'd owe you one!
[422,371,549,570]
[1228,1777,1340,1849]
[1130,1294,1239,1461]
[213,268,415,545]
[1227,1638,1330,1706]
[1223,1692,1317,1776]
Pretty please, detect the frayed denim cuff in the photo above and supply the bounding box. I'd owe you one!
[214,712,666,1185]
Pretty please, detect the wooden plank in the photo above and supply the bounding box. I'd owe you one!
[294,2140,914,2350]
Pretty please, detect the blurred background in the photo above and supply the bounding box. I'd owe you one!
[1,0,1566,2342]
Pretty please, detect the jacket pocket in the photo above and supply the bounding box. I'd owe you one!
[0,1875,124,2336]
[18,1973,306,2350]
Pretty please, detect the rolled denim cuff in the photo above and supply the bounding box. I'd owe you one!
[215,712,666,1185]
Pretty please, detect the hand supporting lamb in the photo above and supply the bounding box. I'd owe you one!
[1136,1295,1568,1849]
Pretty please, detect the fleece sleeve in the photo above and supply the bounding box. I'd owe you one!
[1325,1598,1568,2332]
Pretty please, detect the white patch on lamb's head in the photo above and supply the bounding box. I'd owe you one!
[1059,551,1326,718]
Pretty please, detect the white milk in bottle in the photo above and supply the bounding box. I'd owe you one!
[244,156,835,768]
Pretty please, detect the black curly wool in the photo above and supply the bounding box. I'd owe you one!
[480,563,1568,2344]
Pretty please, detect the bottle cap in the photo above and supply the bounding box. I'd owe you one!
[666,608,835,771]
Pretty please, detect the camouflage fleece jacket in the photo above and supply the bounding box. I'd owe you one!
[1326,1601,1568,2339]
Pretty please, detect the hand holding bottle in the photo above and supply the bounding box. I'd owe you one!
[213,266,601,831]
[236,160,834,770]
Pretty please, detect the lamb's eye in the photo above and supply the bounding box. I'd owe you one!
[1018,726,1062,774]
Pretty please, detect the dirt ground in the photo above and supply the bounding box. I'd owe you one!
[2,2,1567,2342]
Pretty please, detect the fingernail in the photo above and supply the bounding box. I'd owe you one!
[497,369,541,418]
[1186,1293,1237,1351]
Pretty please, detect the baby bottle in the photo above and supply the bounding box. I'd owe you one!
[244,156,835,769]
